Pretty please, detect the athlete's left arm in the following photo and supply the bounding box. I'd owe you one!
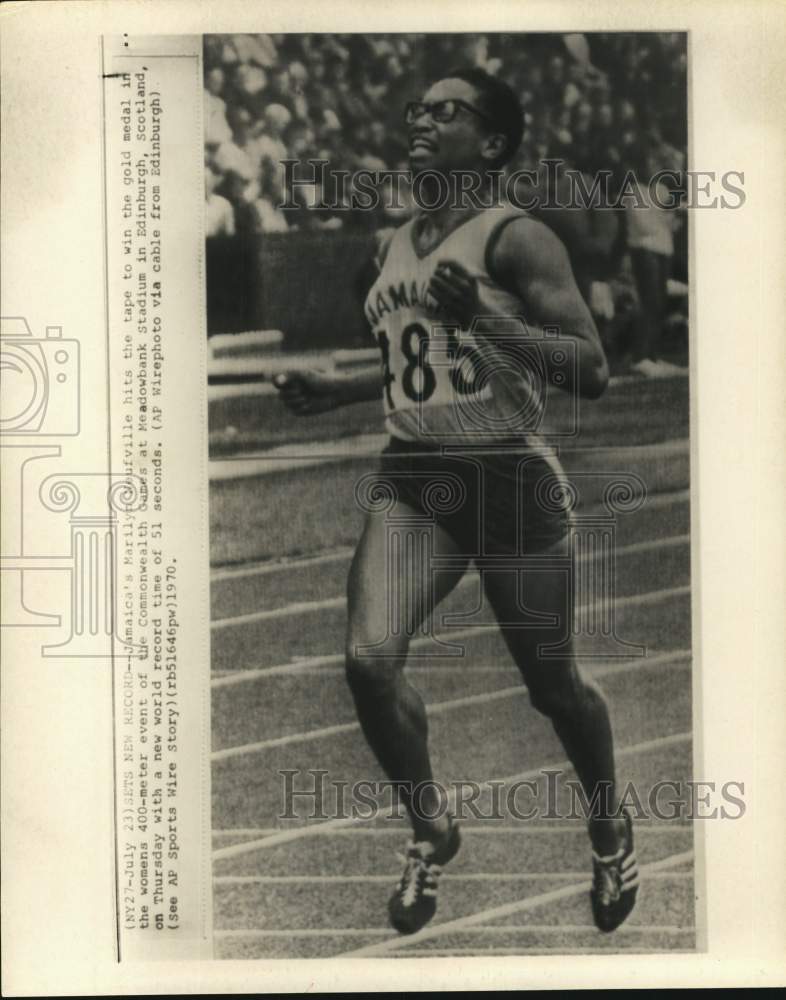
[492,216,610,399]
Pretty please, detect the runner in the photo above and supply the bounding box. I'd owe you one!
[276,67,637,936]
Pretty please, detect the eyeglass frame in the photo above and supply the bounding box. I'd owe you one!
[404,98,496,128]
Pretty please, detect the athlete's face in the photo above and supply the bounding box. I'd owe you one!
[407,78,504,175]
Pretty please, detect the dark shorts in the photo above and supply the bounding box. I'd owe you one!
[376,436,572,559]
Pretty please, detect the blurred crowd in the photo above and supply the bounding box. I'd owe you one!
[205,33,689,373]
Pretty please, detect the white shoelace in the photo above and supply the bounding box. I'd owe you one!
[395,843,443,907]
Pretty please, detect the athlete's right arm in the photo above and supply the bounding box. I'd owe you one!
[274,366,382,415]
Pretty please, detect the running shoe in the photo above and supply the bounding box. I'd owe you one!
[388,819,461,935]
[590,809,639,932]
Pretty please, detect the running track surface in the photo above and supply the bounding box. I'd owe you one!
[208,374,697,959]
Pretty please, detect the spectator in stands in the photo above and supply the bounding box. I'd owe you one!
[251,103,292,185]
[457,34,491,69]
[563,60,587,109]
[205,166,235,238]
[512,157,620,316]
[543,53,566,105]
[570,100,594,169]
[289,60,309,90]
[550,107,574,159]
[624,149,686,377]
[348,122,387,173]
[204,67,233,145]
[231,62,269,112]
[248,160,291,234]
[298,179,344,231]
[267,65,297,113]
[204,31,688,226]
[284,120,318,160]
[380,51,415,131]
[202,30,689,367]
[367,119,407,169]
[210,106,259,182]
[230,32,278,69]
[218,169,261,237]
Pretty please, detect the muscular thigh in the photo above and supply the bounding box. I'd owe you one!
[346,507,469,660]
[481,539,581,697]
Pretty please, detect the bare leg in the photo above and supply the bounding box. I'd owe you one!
[482,547,626,853]
[345,508,469,841]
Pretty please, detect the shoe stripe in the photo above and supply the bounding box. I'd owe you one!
[622,853,637,871]
[592,848,624,864]
[348,848,692,957]
[392,829,457,914]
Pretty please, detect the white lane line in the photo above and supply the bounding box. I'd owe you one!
[208,380,273,400]
[208,489,692,586]
[216,816,361,860]
[215,873,588,886]
[212,547,354,583]
[212,666,513,679]
[213,650,345,682]
[213,596,346,630]
[210,432,386,481]
[215,928,391,939]
[214,921,692,940]
[396,946,696,956]
[211,647,690,679]
[211,730,691,860]
[211,584,692,686]
[214,870,692,886]
[213,718,359,760]
[212,684,524,761]
[214,829,281,837]
[339,849,694,957]
[211,534,690,630]
[211,651,690,760]
[212,821,693,840]
[210,436,690,482]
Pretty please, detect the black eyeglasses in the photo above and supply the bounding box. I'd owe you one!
[404,99,494,126]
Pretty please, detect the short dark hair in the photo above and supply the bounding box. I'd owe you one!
[442,67,524,167]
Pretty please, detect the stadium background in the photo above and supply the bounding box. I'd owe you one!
[204,32,695,960]
[204,31,688,358]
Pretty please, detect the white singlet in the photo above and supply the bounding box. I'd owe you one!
[364,204,548,445]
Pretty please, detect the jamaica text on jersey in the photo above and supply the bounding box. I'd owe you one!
[364,205,542,445]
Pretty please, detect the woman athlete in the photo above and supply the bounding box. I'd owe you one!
[276,68,638,937]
